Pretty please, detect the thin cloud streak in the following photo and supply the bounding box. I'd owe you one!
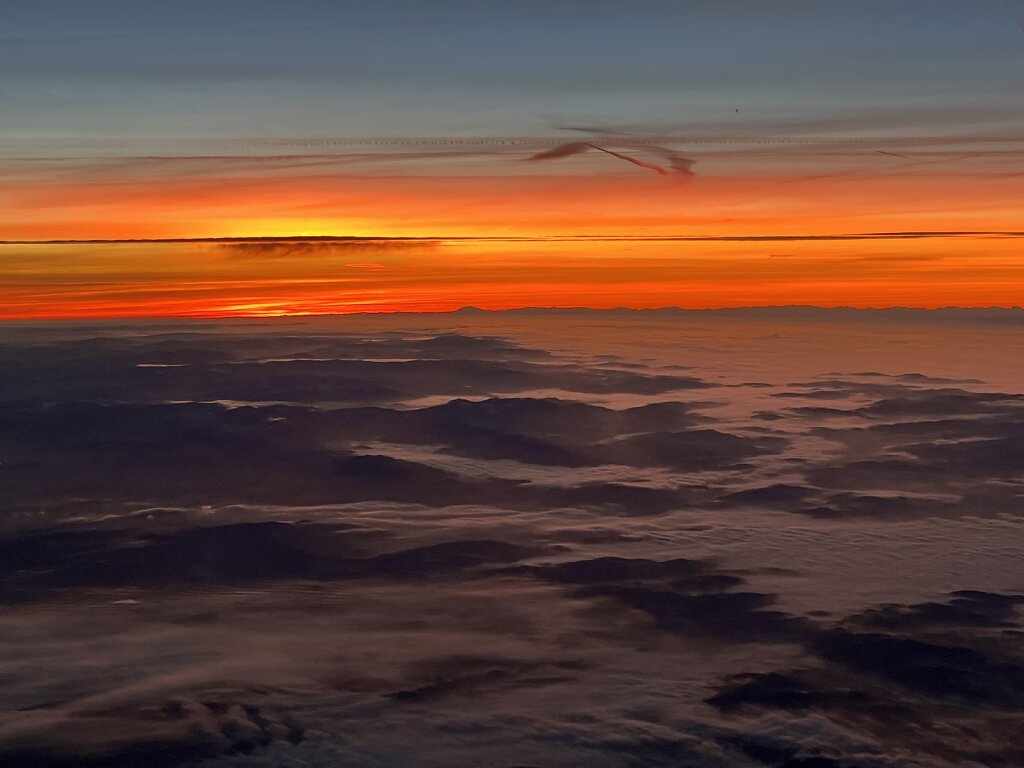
[527,142,681,177]
[5,231,1024,246]
[217,240,437,260]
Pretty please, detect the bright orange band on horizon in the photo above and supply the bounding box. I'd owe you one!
[2,142,1023,318]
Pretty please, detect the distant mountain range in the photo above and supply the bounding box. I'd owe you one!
[447,305,1024,325]
[4,305,1023,326]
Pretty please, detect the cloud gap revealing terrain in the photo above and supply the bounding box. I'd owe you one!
[1,311,1023,768]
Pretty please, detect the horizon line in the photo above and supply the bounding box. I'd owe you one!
[4,230,1024,246]
[4,304,1024,324]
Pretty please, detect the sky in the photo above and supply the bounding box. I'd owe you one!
[2,0,1023,317]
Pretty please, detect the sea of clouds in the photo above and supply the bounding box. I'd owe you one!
[1,312,1022,767]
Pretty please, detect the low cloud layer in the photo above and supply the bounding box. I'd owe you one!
[1,316,1022,766]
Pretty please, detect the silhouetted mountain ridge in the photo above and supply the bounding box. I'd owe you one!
[449,305,1024,325]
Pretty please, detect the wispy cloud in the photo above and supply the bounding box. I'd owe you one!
[217,240,437,260]
[5,231,1024,247]
[527,141,699,180]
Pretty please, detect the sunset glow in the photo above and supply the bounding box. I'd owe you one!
[6,5,1024,766]
[3,153,1024,317]
[2,1,1022,316]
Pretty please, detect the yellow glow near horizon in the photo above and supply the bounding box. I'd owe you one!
[3,146,1023,318]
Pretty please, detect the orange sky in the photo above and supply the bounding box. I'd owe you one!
[3,1,1024,319]
[2,139,1023,318]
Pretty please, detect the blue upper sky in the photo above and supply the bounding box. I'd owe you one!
[2,0,1022,141]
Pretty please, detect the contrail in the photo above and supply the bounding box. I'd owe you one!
[645,145,697,177]
[528,141,697,177]
[586,144,671,176]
